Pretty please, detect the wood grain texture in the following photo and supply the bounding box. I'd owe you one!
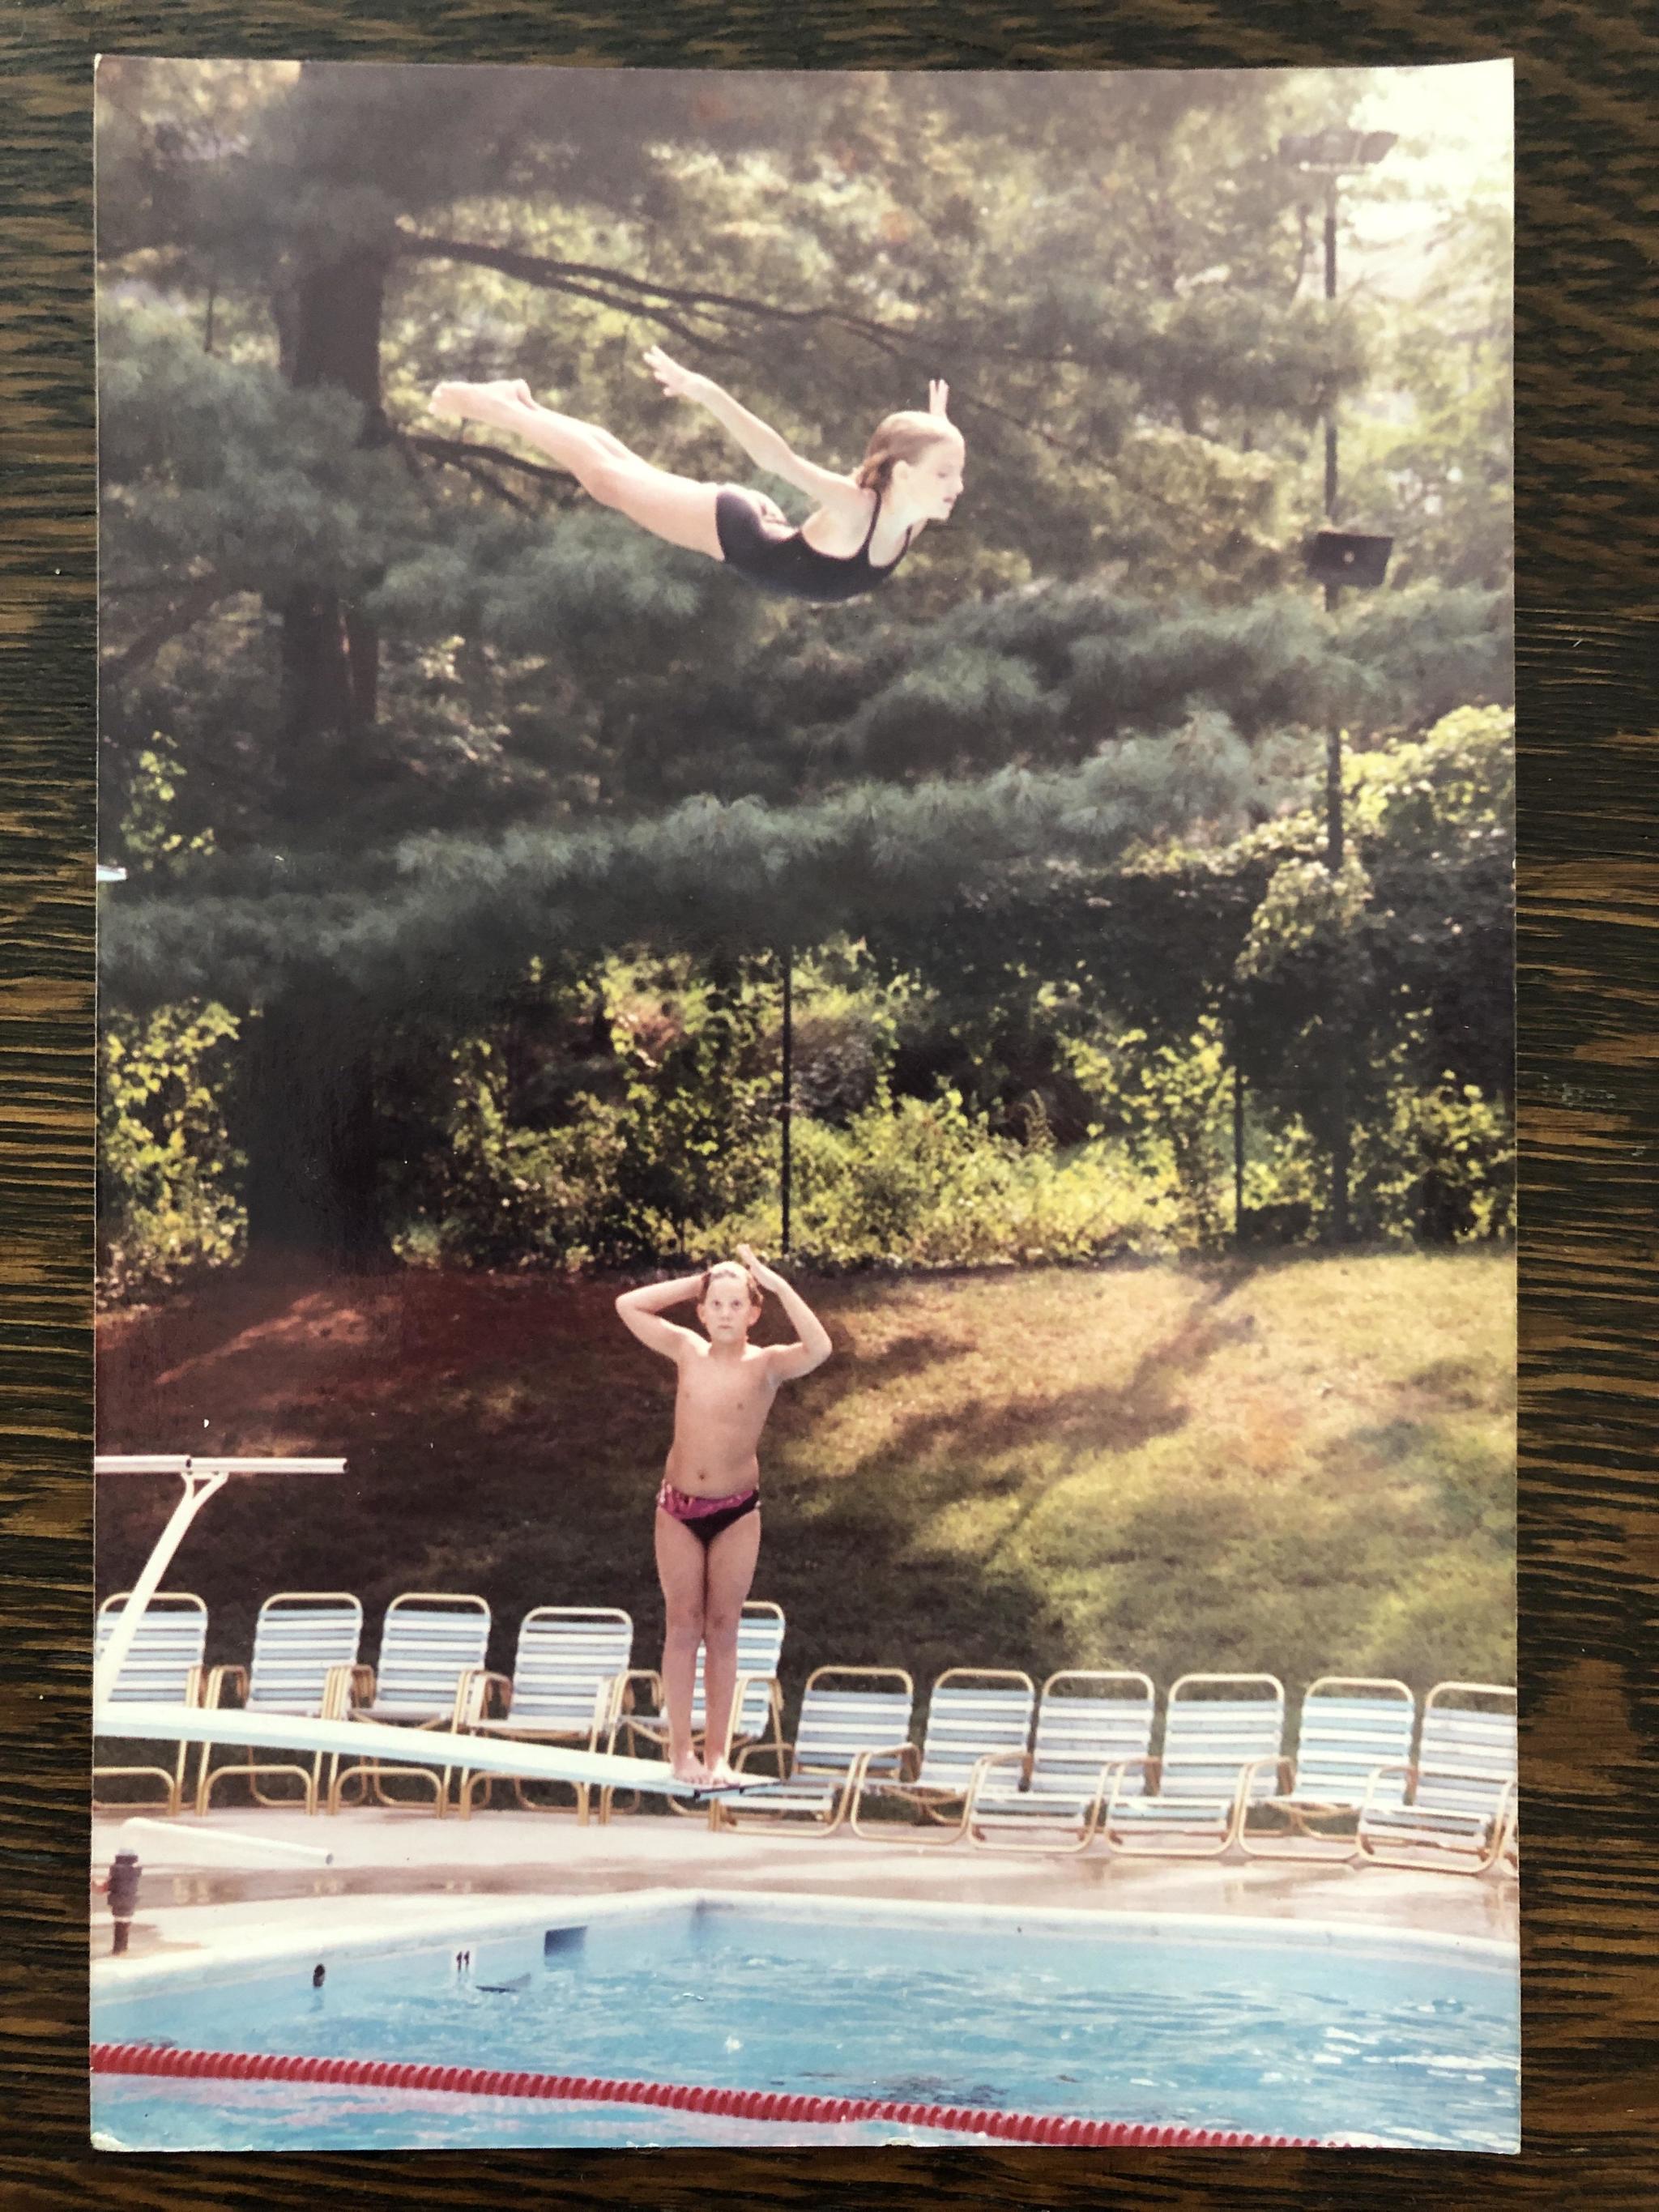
[2,2,1655,2205]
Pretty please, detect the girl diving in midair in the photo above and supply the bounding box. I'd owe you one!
[429,347,964,604]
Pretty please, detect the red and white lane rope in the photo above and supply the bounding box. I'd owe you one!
[92,2042,1320,2146]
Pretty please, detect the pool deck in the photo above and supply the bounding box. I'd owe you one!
[92,1804,1517,1973]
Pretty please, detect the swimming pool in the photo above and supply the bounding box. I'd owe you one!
[92,1892,1519,2152]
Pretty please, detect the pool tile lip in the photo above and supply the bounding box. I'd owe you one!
[93,1883,1516,1997]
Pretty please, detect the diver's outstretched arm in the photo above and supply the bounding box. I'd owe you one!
[644,347,860,508]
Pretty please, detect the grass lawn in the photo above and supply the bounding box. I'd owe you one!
[96,1250,1516,1720]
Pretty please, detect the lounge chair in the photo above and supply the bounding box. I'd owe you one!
[454,1606,634,1825]
[605,1599,787,1818]
[327,1592,491,1815]
[1356,1681,1516,1874]
[1101,1673,1286,1856]
[966,1670,1155,1853]
[93,1591,208,1814]
[195,1592,365,1817]
[849,1668,1036,1844]
[714,1666,916,1835]
[1236,1676,1416,1860]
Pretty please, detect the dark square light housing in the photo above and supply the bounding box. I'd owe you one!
[1305,529,1394,589]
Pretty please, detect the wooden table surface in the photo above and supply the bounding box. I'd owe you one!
[2,4,1654,2206]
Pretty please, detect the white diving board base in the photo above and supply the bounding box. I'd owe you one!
[92,1456,348,1712]
[97,1704,761,1801]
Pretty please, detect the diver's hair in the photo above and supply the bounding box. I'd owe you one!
[699,1259,761,1306]
[855,410,960,496]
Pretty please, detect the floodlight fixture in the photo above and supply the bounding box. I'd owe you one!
[1277,129,1398,172]
[1305,530,1394,590]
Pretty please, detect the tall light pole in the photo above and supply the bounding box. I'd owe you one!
[779,944,794,1255]
[1278,126,1396,1245]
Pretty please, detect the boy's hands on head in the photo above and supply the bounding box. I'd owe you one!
[737,1247,831,1378]
[928,378,951,418]
[736,1243,786,1294]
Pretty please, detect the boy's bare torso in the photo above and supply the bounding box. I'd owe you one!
[664,1341,780,1496]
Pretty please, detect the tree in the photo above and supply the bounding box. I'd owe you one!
[1333,184,1512,594]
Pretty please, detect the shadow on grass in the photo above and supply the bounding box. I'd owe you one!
[818,1266,1262,1552]
[760,1267,1272,1694]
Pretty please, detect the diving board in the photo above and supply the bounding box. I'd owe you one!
[106,1704,748,1801]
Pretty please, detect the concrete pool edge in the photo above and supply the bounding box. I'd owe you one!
[91,1803,1517,1962]
[93,1883,1518,1994]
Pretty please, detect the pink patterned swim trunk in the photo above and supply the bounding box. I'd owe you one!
[656,1481,761,1548]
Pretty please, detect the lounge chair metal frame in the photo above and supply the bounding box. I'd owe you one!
[715,1665,916,1836]
[327,1591,492,1817]
[1354,1680,1516,1876]
[194,1592,364,1818]
[966,1669,1156,1855]
[1101,1673,1286,1857]
[849,1667,1037,1845]
[1236,1675,1416,1861]
[93,1591,208,1816]
[454,1605,634,1825]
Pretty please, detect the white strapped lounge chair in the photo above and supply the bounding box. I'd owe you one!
[714,1666,916,1835]
[1236,1677,1416,1860]
[196,1592,365,1817]
[1101,1673,1286,1856]
[606,1599,787,1818]
[966,1670,1155,1854]
[1356,1681,1516,1875]
[94,1591,208,1815]
[455,1606,634,1825]
[328,1592,491,1815]
[849,1668,1036,1844]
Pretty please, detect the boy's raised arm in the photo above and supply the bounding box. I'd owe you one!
[738,1245,832,1380]
[615,1273,705,1359]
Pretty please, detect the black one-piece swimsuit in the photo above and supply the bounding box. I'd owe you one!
[714,485,912,603]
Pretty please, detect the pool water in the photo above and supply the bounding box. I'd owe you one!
[92,1896,1520,2152]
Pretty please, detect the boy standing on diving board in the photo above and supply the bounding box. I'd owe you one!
[616,1247,831,1787]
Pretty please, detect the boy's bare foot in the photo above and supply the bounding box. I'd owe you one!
[705,1758,743,1790]
[671,1750,715,1788]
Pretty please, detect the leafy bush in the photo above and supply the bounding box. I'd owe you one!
[703,1084,1170,1269]
[391,1039,633,1268]
[99,1002,245,1298]
[391,955,779,1267]
[1059,1014,1235,1248]
[1357,1069,1515,1244]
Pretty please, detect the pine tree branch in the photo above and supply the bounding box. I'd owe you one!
[404,430,581,501]
[399,236,747,358]
[100,578,231,678]
[400,233,826,330]
[423,450,538,514]
[400,232,947,391]
[399,232,1091,463]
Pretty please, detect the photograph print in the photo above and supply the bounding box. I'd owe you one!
[91,58,1517,2154]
